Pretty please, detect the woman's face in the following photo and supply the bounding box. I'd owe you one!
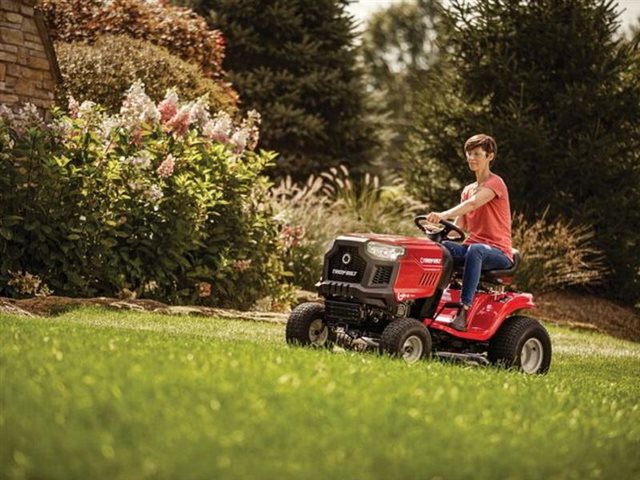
[465,146,494,172]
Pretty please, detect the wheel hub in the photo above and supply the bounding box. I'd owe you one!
[309,319,329,345]
[521,337,544,373]
[401,335,424,363]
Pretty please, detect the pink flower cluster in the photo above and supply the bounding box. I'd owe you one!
[118,84,263,153]
[157,154,176,178]
[165,106,191,137]
[280,225,306,249]
[203,111,232,143]
[158,90,179,123]
[158,91,214,138]
[233,259,252,272]
[229,110,261,153]
[197,281,212,297]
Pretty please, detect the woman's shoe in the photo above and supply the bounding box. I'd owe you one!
[451,308,468,331]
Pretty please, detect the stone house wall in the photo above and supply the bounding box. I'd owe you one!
[0,0,61,108]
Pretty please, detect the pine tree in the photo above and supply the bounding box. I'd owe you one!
[175,0,376,179]
[404,0,640,305]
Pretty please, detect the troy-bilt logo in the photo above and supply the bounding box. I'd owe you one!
[332,269,357,277]
[396,292,416,301]
[420,257,441,265]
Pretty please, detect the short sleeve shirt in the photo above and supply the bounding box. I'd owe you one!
[461,173,513,262]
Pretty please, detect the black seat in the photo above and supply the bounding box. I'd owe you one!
[480,249,520,284]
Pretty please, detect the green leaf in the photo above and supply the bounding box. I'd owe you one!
[1,215,23,227]
[0,228,13,240]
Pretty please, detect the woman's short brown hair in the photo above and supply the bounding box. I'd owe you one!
[464,134,497,161]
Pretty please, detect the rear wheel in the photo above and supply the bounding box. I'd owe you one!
[286,302,334,347]
[488,316,552,374]
[380,318,432,363]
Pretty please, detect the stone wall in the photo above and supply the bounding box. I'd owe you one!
[0,0,61,108]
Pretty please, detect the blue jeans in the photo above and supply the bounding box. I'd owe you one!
[442,242,513,307]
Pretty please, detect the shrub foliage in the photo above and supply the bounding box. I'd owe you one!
[56,36,236,114]
[512,211,607,293]
[0,86,291,309]
[40,0,230,83]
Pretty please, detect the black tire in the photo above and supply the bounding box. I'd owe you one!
[380,318,432,363]
[285,302,334,347]
[488,315,552,374]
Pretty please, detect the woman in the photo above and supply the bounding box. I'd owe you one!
[426,134,513,331]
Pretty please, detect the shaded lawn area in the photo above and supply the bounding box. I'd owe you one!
[1,308,639,480]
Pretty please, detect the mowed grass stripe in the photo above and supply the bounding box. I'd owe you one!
[1,309,639,480]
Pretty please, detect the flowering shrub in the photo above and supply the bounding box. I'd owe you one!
[56,36,236,114]
[40,0,230,83]
[0,84,291,309]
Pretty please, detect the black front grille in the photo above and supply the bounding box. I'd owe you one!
[372,265,393,285]
[325,300,363,324]
[327,246,366,283]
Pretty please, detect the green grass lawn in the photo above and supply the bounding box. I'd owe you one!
[1,308,639,480]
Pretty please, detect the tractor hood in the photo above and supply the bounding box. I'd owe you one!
[336,233,434,248]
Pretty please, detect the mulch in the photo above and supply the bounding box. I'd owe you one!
[0,296,288,324]
[533,291,640,343]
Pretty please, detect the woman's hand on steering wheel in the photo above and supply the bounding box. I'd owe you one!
[425,211,443,225]
[414,214,466,242]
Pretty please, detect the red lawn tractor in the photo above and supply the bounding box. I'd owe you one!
[286,216,552,374]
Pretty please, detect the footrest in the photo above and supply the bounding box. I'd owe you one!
[442,302,463,310]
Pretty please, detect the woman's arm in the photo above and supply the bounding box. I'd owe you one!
[426,186,496,224]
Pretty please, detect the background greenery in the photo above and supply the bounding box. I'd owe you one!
[271,168,606,292]
[399,0,640,305]
[360,0,443,171]
[1,308,638,479]
[175,0,378,179]
[1,0,637,309]
[55,36,236,113]
[40,0,231,84]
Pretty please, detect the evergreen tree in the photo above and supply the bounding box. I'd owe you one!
[404,0,640,305]
[175,0,376,179]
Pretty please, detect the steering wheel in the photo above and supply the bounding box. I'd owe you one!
[414,215,466,243]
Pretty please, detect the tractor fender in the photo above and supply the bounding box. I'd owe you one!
[469,292,535,341]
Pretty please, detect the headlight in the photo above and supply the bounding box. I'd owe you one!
[366,241,405,261]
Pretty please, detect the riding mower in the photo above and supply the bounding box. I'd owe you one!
[285,216,552,374]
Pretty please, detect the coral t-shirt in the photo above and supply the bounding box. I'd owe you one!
[461,173,513,263]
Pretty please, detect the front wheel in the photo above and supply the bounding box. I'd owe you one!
[380,318,432,363]
[488,316,552,374]
[286,302,334,347]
